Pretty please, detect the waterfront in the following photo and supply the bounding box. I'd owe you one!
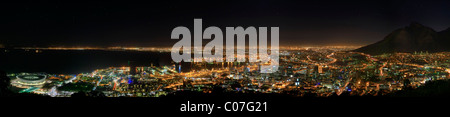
[0,49,173,74]
[4,47,449,97]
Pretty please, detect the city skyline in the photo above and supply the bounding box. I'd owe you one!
[2,1,450,115]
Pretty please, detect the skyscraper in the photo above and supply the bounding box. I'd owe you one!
[128,61,136,75]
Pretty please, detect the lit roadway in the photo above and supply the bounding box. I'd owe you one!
[288,52,337,66]
[164,66,244,89]
[305,52,337,65]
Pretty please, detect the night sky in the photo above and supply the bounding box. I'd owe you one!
[1,0,450,47]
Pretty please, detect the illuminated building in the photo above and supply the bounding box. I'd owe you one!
[318,65,323,74]
[11,73,47,88]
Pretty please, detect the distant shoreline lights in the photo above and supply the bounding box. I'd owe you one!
[170,19,279,73]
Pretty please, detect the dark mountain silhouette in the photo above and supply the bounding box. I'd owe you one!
[0,70,13,96]
[438,27,450,45]
[354,22,450,55]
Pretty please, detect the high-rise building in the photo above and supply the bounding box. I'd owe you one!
[318,65,323,74]
[128,61,136,75]
[287,65,294,76]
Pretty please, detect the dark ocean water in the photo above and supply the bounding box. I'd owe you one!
[0,49,175,74]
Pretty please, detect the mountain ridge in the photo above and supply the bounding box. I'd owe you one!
[354,22,450,55]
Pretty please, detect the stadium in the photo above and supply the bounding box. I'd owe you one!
[11,73,47,87]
